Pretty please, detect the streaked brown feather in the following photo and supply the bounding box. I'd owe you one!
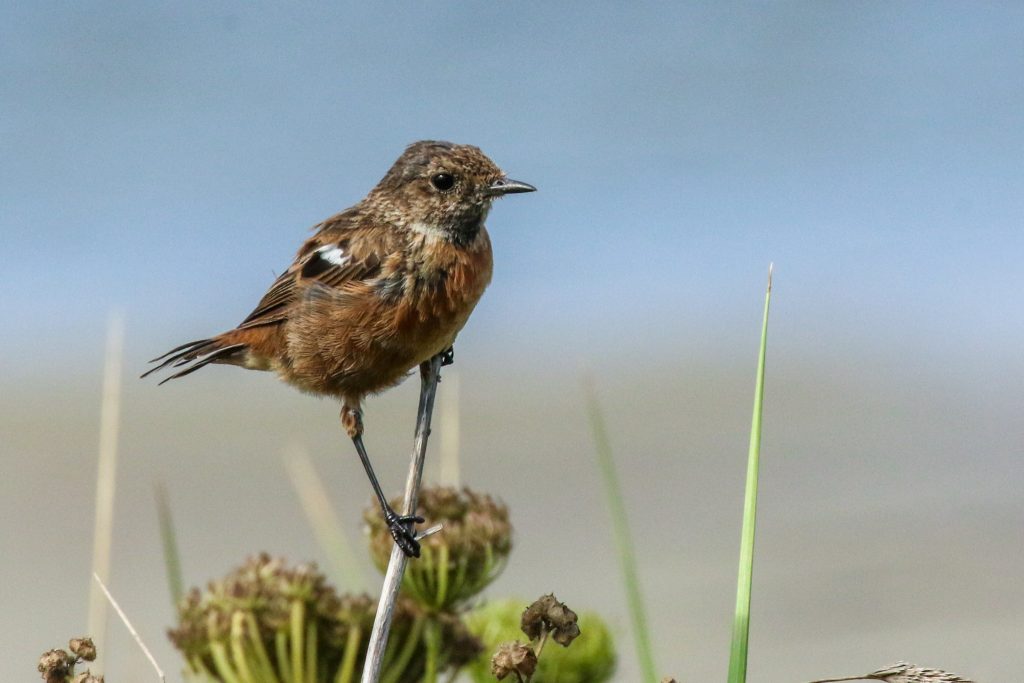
[145,141,511,408]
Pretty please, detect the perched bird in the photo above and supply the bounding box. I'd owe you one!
[143,141,535,557]
[808,661,975,683]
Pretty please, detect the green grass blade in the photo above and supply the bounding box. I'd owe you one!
[727,264,773,683]
[155,481,185,605]
[284,446,368,592]
[584,380,658,683]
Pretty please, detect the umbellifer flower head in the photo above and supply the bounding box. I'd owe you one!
[365,486,512,610]
[169,553,481,683]
[168,554,369,680]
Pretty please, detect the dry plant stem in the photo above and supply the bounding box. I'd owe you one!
[361,353,444,683]
[88,313,124,667]
[93,572,166,682]
[533,628,552,661]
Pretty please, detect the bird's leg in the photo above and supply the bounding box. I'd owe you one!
[343,404,424,558]
[440,345,455,367]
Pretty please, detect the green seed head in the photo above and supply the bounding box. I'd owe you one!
[365,486,513,610]
[168,553,371,679]
[168,553,481,683]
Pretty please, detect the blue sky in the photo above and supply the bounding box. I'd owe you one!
[4,3,1022,366]
[3,4,1022,682]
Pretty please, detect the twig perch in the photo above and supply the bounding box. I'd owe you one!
[361,353,444,683]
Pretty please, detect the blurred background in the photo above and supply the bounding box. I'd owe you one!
[3,3,1022,681]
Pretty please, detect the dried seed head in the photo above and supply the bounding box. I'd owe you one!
[37,649,74,683]
[466,598,617,683]
[68,638,97,662]
[168,554,371,677]
[365,486,512,609]
[73,672,104,683]
[490,641,537,680]
[169,553,480,683]
[521,593,581,646]
[811,662,976,683]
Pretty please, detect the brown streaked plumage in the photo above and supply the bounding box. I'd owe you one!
[144,141,535,556]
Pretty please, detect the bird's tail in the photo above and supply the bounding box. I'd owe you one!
[141,335,248,384]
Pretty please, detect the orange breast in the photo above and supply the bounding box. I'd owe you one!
[281,228,493,400]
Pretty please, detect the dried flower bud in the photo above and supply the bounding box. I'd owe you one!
[490,641,537,680]
[73,672,104,683]
[467,599,616,683]
[68,638,97,662]
[661,678,679,683]
[521,593,580,646]
[38,649,73,683]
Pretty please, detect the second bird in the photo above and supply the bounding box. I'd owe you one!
[144,140,535,557]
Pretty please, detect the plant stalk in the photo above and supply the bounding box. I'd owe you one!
[360,354,443,682]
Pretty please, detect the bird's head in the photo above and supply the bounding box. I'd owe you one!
[368,140,535,244]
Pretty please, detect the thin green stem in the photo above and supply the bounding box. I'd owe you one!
[230,611,257,683]
[276,630,294,683]
[244,612,280,683]
[290,601,306,683]
[154,482,184,606]
[435,544,450,609]
[584,382,658,683]
[380,614,425,683]
[305,621,318,683]
[335,627,362,683]
[210,640,244,683]
[423,618,440,683]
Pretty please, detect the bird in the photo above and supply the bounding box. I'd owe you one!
[143,140,535,557]
[807,661,975,683]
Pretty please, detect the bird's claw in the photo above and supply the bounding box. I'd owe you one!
[384,510,425,558]
[440,347,455,366]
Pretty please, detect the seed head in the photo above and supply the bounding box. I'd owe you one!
[168,554,366,677]
[68,638,97,662]
[169,553,481,682]
[490,641,537,681]
[809,661,975,683]
[38,649,74,683]
[465,598,616,683]
[521,593,581,646]
[366,486,512,609]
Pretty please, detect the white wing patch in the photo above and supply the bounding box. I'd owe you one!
[315,244,349,266]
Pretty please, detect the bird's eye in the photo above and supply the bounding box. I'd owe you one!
[430,172,456,191]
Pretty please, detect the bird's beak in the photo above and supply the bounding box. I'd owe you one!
[486,177,537,196]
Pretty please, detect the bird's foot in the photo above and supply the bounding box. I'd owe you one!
[384,508,426,558]
[440,346,455,366]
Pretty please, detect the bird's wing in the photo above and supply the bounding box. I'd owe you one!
[237,214,388,329]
